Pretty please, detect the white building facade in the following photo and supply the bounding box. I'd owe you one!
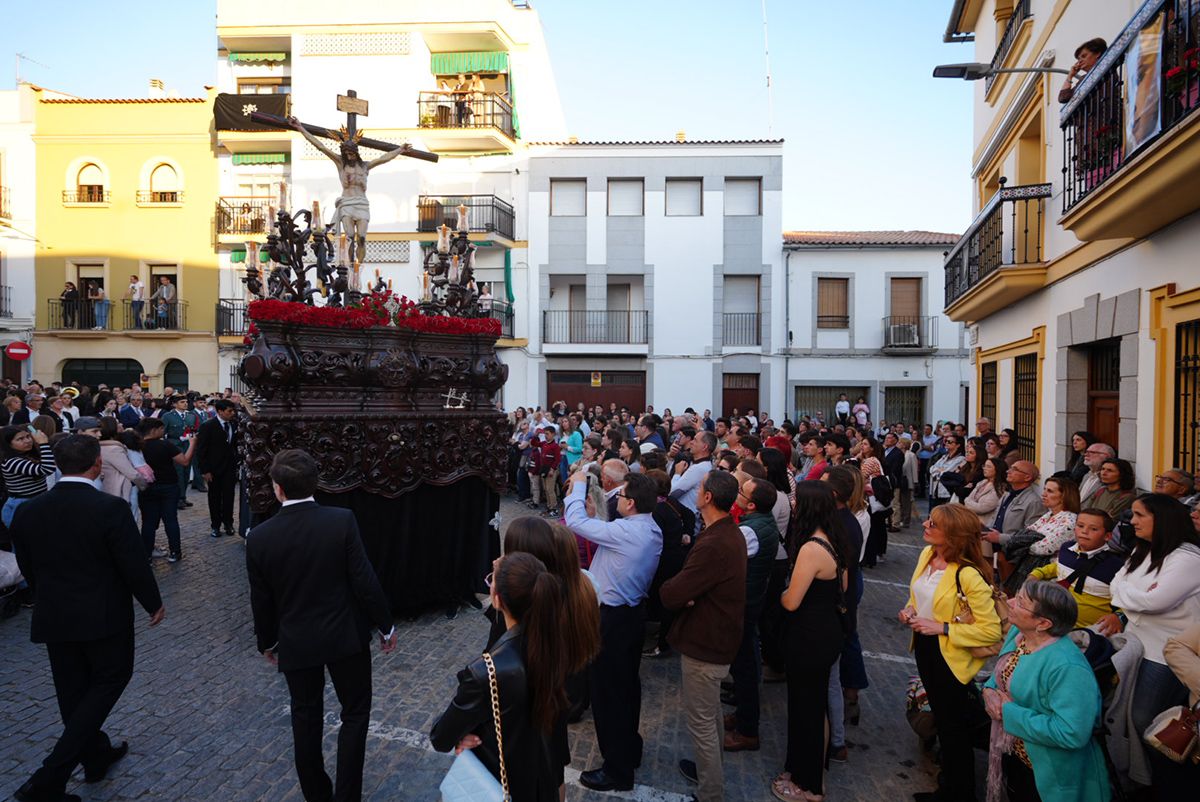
[941,0,1200,486]
[783,232,970,427]
[515,140,786,416]
[212,0,567,390]
[0,84,45,383]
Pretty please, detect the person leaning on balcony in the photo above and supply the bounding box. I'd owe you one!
[149,276,176,329]
[127,274,145,330]
[1058,38,1108,104]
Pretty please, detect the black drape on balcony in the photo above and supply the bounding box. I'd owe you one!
[214,93,289,131]
[312,478,500,616]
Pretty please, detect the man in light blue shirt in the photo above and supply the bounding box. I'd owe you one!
[565,469,662,792]
[670,430,716,535]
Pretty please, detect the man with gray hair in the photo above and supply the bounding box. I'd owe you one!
[983,460,1047,547]
[1154,467,1197,504]
[601,458,629,520]
[1079,443,1116,501]
[671,431,716,534]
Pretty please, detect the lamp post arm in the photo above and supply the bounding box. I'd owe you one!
[991,66,1070,76]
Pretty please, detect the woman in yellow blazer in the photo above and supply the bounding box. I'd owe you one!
[900,503,1002,802]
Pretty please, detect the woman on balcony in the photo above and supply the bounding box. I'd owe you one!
[59,282,80,329]
[87,281,109,331]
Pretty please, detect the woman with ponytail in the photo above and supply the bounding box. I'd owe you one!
[432,551,567,801]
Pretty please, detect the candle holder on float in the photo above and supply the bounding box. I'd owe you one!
[421,203,479,317]
[241,201,363,309]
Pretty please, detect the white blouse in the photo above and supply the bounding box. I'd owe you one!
[912,565,945,620]
[1111,543,1200,664]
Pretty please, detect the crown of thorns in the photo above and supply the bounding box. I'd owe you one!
[335,126,365,144]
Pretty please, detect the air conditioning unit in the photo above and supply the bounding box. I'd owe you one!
[888,323,920,347]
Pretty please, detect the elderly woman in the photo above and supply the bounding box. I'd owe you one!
[900,503,1002,802]
[1000,476,1081,595]
[927,433,967,513]
[982,580,1110,802]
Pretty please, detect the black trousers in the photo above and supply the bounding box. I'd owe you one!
[589,603,645,784]
[30,629,135,793]
[206,468,237,530]
[1002,753,1041,802]
[914,634,979,801]
[283,648,373,802]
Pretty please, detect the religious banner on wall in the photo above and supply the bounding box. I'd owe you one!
[214,93,290,131]
[1124,12,1164,156]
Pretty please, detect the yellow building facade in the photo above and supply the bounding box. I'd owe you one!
[32,89,220,392]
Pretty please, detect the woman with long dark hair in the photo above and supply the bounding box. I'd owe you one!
[433,551,567,801]
[1108,495,1200,764]
[0,425,56,527]
[998,428,1021,466]
[1088,458,1136,518]
[485,516,599,797]
[772,481,851,802]
[1066,431,1098,484]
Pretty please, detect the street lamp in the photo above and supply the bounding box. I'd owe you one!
[932,62,1069,80]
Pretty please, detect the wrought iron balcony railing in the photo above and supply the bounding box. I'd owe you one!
[944,182,1051,309]
[216,197,274,236]
[136,190,183,204]
[1062,0,1199,212]
[722,312,761,346]
[0,285,12,318]
[475,300,514,339]
[882,316,938,351]
[417,91,515,140]
[543,310,649,344]
[62,188,109,204]
[123,299,187,331]
[986,0,1031,93]
[47,298,116,331]
[417,195,515,240]
[217,299,249,337]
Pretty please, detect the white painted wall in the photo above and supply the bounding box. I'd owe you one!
[0,85,40,368]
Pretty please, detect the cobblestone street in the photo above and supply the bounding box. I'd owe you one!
[0,496,946,801]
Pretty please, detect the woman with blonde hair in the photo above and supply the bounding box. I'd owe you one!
[900,503,1002,802]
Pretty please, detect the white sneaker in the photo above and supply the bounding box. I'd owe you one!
[150,547,167,558]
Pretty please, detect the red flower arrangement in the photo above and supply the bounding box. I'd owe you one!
[247,292,501,337]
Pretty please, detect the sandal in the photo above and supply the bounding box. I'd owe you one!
[771,776,807,802]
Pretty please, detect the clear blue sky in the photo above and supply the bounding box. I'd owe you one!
[1,0,973,233]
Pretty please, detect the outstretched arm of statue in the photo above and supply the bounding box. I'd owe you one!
[287,116,342,165]
[365,142,410,171]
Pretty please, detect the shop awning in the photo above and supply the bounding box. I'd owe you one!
[228,52,287,63]
[230,248,271,263]
[430,51,509,75]
[232,153,288,165]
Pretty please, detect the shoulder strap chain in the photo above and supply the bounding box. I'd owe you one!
[481,653,510,801]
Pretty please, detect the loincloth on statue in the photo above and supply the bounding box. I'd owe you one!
[333,195,371,225]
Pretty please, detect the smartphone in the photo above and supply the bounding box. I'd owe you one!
[26,425,36,434]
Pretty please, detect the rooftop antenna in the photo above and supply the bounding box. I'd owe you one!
[761,0,774,137]
[15,52,50,87]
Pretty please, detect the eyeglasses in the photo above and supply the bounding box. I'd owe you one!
[1155,475,1184,486]
[615,492,629,500]
[484,572,494,589]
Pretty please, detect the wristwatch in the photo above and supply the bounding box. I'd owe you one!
[943,622,950,636]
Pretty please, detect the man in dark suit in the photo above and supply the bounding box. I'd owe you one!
[194,399,240,539]
[116,395,148,430]
[10,435,165,802]
[246,449,397,802]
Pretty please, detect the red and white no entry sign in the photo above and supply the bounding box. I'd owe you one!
[4,342,32,361]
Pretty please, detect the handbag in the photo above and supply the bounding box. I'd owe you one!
[439,653,510,802]
[1144,702,1200,764]
[952,565,1010,658]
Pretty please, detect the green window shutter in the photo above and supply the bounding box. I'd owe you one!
[430,51,509,75]
[231,249,246,263]
[228,52,287,63]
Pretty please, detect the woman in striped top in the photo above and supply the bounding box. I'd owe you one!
[1,425,56,526]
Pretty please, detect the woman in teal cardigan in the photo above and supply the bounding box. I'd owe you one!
[983,579,1110,802]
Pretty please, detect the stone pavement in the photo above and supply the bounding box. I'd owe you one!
[0,494,952,801]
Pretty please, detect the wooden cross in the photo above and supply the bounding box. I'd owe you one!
[336,89,369,139]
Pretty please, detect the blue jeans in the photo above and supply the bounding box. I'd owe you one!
[839,571,869,690]
[1131,659,1189,738]
[139,483,181,556]
[130,300,144,328]
[2,497,30,528]
[95,300,109,329]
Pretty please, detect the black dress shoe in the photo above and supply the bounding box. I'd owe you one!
[579,768,633,792]
[84,740,128,783]
[13,780,82,801]
[678,759,698,784]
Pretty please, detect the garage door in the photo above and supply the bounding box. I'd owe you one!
[546,370,646,414]
[793,385,869,423]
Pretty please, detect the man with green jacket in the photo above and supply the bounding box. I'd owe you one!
[161,395,199,510]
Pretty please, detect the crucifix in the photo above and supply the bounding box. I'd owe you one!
[249,90,439,264]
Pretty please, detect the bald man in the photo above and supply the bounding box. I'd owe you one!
[982,460,1047,545]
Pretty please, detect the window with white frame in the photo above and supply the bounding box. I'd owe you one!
[550,179,586,216]
[607,179,643,216]
[665,178,702,216]
[724,178,761,216]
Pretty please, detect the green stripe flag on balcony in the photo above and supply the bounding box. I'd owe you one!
[430,51,509,75]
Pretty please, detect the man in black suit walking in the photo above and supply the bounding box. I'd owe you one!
[10,435,165,802]
[882,431,906,533]
[246,449,397,802]
[194,398,240,539]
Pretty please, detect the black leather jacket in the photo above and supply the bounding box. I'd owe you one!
[430,627,557,801]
